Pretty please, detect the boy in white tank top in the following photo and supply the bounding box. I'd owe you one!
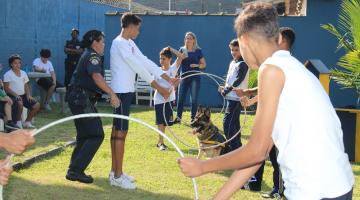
[178,2,354,200]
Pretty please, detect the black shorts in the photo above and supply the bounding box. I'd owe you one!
[113,93,134,131]
[321,189,353,200]
[37,78,63,90]
[155,102,173,126]
[10,95,38,110]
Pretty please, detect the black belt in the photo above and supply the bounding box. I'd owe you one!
[71,86,100,102]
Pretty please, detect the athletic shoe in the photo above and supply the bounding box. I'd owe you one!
[172,117,181,124]
[16,121,23,129]
[110,174,136,189]
[23,121,35,129]
[5,121,20,132]
[156,143,168,151]
[44,103,52,111]
[261,188,283,199]
[109,171,135,182]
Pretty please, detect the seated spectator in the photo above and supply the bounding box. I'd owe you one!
[4,54,40,129]
[0,80,18,131]
[33,49,63,111]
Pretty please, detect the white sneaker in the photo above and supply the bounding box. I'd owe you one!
[44,103,52,111]
[110,174,136,189]
[109,171,135,182]
[23,121,36,129]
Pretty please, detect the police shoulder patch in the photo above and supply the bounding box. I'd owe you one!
[89,56,100,65]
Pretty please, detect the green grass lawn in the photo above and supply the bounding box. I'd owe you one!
[2,105,360,199]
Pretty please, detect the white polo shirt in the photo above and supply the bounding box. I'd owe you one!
[263,50,354,199]
[110,35,164,93]
[153,64,177,105]
[33,58,54,74]
[3,69,29,95]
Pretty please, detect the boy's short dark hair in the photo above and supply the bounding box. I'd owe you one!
[121,13,142,28]
[8,54,22,66]
[40,49,51,58]
[81,30,104,48]
[280,27,296,49]
[160,47,172,59]
[234,2,279,38]
[229,39,239,47]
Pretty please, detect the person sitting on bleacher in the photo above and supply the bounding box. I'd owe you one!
[0,79,19,131]
[33,49,63,111]
[0,63,18,131]
[4,54,40,129]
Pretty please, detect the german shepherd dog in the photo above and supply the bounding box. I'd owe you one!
[190,106,227,159]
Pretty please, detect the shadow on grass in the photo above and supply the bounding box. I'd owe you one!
[5,176,192,200]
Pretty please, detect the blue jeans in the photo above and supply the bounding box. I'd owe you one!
[176,77,200,120]
[223,100,242,152]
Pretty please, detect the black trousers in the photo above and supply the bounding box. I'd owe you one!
[269,146,282,191]
[64,60,77,88]
[249,146,283,192]
[67,88,104,173]
[249,161,265,191]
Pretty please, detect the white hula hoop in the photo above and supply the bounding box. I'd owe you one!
[174,71,226,126]
[0,113,199,200]
[164,71,248,151]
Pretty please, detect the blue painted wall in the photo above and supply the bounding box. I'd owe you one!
[105,0,356,108]
[0,0,125,84]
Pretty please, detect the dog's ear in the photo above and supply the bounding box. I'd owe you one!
[204,107,211,117]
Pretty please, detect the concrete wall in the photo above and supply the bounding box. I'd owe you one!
[0,0,124,84]
[105,0,355,107]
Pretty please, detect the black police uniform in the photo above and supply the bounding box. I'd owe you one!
[66,48,104,178]
[64,37,82,88]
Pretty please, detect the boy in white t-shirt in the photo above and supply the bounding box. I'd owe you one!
[154,47,184,151]
[178,3,354,200]
[4,55,40,129]
[33,49,62,111]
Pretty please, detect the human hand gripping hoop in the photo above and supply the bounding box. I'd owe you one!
[0,72,249,200]
[0,113,199,200]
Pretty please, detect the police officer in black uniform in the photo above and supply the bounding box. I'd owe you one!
[64,28,83,89]
[65,30,120,184]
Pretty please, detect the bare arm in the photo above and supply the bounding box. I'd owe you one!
[178,64,284,176]
[190,57,207,69]
[50,71,56,83]
[199,57,206,69]
[25,83,33,98]
[33,65,46,73]
[214,164,262,199]
[4,82,19,98]
[234,87,258,97]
